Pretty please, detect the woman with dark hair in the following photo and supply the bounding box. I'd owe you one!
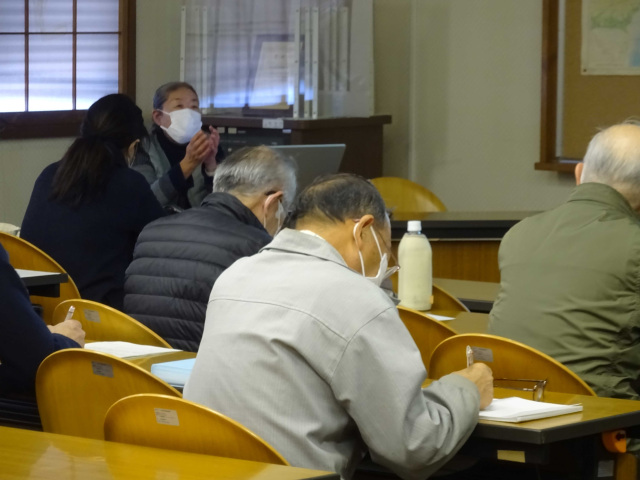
[21,94,165,310]
[131,81,222,210]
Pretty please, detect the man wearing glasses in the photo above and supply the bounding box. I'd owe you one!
[185,173,493,479]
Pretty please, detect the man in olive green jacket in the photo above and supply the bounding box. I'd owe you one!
[489,123,640,400]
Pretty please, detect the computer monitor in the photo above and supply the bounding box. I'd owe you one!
[271,144,346,192]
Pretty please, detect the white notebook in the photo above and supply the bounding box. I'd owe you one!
[85,341,180,359]
[150,358,196,388]
[479,397,583,423]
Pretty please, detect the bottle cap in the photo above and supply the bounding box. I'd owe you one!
[407,220,422,232]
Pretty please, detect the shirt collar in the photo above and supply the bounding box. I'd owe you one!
[568,182,639,220]
[261,228,349,269]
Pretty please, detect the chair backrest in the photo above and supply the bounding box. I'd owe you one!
[52,299,170,348]
[104,394,289,465]
[0,232,81,324]
[428,334,596,396]
[36,349,181,439]
[432,283,469,312]
[370,177,447,214]
[398,306,457,369]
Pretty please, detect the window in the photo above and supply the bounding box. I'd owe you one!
[0,0,135,140]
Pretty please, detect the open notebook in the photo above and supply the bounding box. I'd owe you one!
[479,397,583,423]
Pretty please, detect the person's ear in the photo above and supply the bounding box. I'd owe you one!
[352,214,375,249]
[152,109,166,127]
[126,139,140,166]
[575,162,584,185]
[264,191,283,214]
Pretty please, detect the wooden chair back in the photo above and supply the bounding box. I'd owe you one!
[36,349,181,439]
[428,334,596,396]
[432,283,469,312]
[0,232,81,324]
[104,394,289,465]
[398,306,457,369]
[52,299,170,347]
[370,177,447,214]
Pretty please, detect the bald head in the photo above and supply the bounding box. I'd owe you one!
[581,122,640,210]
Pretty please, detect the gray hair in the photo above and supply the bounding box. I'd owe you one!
[213,146,297,208]
[285,173,387,229]
[152,81,198,110]
[581,121,640,209]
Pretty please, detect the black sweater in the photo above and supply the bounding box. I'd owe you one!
[21,162,164,310]
[0,245,79,394]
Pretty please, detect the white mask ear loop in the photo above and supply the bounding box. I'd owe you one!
[353,223,367,275]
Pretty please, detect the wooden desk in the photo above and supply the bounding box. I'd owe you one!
[16,269,68,297]
[463,389,640,478]
[0,426,338,479]
[441,311,490,334]
[391,211,537,282]
[434,278,499,313]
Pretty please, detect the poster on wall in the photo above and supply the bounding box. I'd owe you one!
[581,0,640,75]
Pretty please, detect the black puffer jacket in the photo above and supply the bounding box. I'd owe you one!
[123,192,272,351]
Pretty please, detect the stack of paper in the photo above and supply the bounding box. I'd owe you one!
[479,397,583,423]
[85,341,180,359]
[150,358,197,388]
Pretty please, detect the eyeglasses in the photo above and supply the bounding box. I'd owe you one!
[493,378,547,402]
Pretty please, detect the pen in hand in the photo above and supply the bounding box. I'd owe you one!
[466,345,474,368]
[64,306,75,321]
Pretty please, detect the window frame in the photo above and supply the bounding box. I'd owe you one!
[0,0,136,141]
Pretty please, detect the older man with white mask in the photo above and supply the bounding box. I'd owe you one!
[185,173,493,479]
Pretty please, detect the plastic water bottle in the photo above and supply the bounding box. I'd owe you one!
[398,220,433,311]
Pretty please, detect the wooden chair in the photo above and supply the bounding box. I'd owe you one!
[398,306,457,370]
[428,334,636,479]
[428,333,595,395]
[36,349,181,440]
[0,231,81,324]
[432,283,469,312]
[52,299,170,348]
[370,177,447,214]
[104,394,289,465]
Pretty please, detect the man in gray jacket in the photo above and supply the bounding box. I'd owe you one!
[184,174,493,479]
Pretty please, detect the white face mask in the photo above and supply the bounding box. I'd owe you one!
[160,108,202,144]
[263,196,286,236]
[353,224,388,287]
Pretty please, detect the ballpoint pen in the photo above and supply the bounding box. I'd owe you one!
[466,345,474,368]
[64,306,75,321]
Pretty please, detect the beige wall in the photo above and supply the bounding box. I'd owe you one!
[374,0,575,211]
[1,0,574,226]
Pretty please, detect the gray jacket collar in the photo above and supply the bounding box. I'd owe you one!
[261,228,352,272]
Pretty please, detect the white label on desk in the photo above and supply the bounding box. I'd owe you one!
[262,118,284,129]
[155,408,180,426]
[91,361,113,378]
[228,127,237,134]
[471,346,493,363]
[83,309,101,323]
[597,460,614,477]
[217,127,225,134]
